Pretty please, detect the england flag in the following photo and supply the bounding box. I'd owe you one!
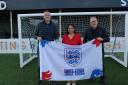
[39,39,103,81]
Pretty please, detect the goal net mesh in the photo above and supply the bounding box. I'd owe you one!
[18,13,126,67]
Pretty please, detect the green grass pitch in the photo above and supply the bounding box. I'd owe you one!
[0,54,128,85]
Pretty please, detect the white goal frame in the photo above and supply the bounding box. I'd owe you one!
[18,11,128,68]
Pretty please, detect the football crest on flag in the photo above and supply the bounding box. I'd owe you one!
[64,48,82,67]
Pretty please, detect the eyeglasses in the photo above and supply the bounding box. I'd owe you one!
[90,21,97,23]
[44,14,51,16]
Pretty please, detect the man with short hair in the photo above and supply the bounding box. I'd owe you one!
[36,10,58,42]
[83,16,109,43]
[83,16,109,84]
[36,10,58,85]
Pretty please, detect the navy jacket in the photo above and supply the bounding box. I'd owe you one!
[36,21,57,41]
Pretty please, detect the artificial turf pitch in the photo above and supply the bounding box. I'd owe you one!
[0,54,128,85]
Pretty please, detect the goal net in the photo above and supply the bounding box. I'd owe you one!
[18,12,128,68]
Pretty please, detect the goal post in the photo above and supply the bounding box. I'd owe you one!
[17,11,128,68]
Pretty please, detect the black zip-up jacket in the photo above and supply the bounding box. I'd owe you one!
[35,21,57,41]
[83,26,110,43]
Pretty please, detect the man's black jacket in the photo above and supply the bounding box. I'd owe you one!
[35,21,58,41]
[83,26,110,43]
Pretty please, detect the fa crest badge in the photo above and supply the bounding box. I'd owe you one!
[64,48,82,67]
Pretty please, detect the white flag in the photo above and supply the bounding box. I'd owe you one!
[39,39,103,81]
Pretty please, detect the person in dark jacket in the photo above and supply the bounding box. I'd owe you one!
[83,16,109,84]
[36,10,58,41]
[83,16,109,43]
[36,10,58,85]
